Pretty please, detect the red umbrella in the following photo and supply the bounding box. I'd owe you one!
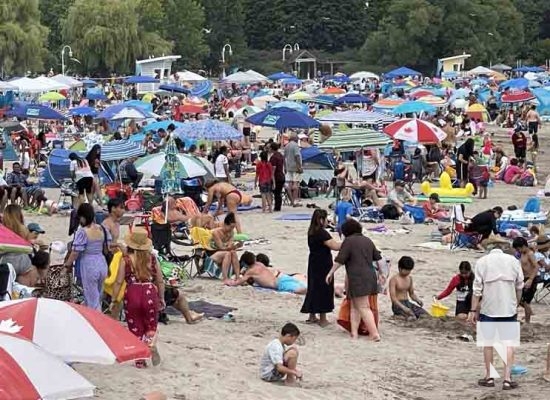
[501,90,535,103]
[0,225,33,254]
[410,89,433,99]
[0,298,151,364]
[384,118,447,143]
[179,104,206,114]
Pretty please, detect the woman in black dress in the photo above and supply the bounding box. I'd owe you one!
[456,138,474,188]
[326,219,381,341]
[300,209,341,327]
[86,144,103,206]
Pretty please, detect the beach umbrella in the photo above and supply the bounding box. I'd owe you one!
[310,95,336,106]
[80,78,96,86]
[270,100,309,114]
[0,225,33,254]
[0,332,95,399]
[160,137,185,194]
[466,104,490,122]
[141,120,184,133]
[68,106,97,117]
[501,90,535,103]
[190,80,213,98]
[135,152,209,180]
[0,298,151,364]
[7,102,67,120]
[110,107,151,120]
[246,107,321,131]
[372,97,405,110]
[287,91,311,101]
[173,119,242,141]
[252,94,279,108]
[491,63,513,72]
[453,98,468,109]
[350,71,380,81]
[233,106,263,117]
[268,72,296,81]
[100,140,146,162]
[391,101,436,115]
[500,78,529,90]
[158,84,191,94]
[333,93,372,105]
[38,91,66,102]
[416,95,447,107]
[141,93,156,102]
[124,76,159,84]
[97,103,156,120]
[0,80,17,91]
[317,110,395,125]
[323,87,346,95]
[410,89,434,99]
[384,118,447,143]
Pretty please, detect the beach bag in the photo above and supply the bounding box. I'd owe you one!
[403,205,426,224]
[43,264,72,301]
[524,197,540,213]
[381,204,399,220]
[100,225,113,266]
[517,173,534,187]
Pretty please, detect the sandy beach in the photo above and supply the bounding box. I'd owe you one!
[26,126,550,400]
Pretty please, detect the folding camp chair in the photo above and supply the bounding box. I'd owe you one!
[534,270,550,305]
[450,205,482,251]
[350,190,383,223]
[150,223,195,279]
[189,227,234,279]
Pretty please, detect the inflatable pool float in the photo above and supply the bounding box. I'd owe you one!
[498,210,548,227]
[421,172,474,198]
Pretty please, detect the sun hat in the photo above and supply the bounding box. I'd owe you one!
[124,228,152,251]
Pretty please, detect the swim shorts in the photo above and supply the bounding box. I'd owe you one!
[277,274,306,293]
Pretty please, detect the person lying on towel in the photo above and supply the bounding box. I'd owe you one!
[226,252,306,294]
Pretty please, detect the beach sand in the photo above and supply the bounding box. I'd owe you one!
[27,126,550,400]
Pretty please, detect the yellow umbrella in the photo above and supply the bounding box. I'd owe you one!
[142,93,156,102]
[39,91,66,102]
[440,81,454,88]
[288,91,311,101]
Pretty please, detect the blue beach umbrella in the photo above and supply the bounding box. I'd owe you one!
[69,106,97,117]
[334,93,372,105]
[8,102,67,120]
[270,101,309,114]
[391,101,436,115]
[173,119,242,141]
[246,107,320,131]
[124,76,159,84]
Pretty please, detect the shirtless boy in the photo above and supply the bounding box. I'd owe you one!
[389,256,428,319]
[102,198,125,249]
[512,237,539,323]
[228,252,307,294]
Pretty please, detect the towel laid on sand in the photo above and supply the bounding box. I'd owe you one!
[275,213,313,221]
[188,300,237,318]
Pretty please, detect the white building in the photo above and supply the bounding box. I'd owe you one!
[135,55,181,93]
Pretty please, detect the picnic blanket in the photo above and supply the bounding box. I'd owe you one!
[188,300,236,318]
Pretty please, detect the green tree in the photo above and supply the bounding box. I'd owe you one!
[162,0,208,70]
[0,0,48,76]
[39,0,75,71]
[137,0,165,33]
[243,0,284,49]
[63,0,172,75]
[201,0,247,72]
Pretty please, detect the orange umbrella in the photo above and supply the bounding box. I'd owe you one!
[323,87,346,95]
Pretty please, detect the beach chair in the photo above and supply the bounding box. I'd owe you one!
[189,227,233,279]
[350,190,383,223]
[450,205,482,251]
[534,269,550,305]
[150,222,195,279]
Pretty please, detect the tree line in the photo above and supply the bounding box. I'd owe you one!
[0,0,549,77]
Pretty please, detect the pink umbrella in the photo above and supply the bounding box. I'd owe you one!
[501,90,535,103]
[0,225,33,254]
[0,332,95,399]
[0,298,151,364]
[384,118,447,143]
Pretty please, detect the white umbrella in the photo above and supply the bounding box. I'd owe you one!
[245,69,269,82]
[223,71,262,84]
[350,71,380,81]
[452,98,468,109]
[33,76,70,91]
[0,80,16,91]
[110,107,150,120]
[135,152,209,180]
[0,331,95,399]
[51,74,83,88]
[252,95,279,109]
[467,66,495,76]
[173,70,206,82]
[8,77,52,93]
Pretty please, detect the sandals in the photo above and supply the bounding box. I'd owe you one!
[502,380,519,390]
[477,378,495,387]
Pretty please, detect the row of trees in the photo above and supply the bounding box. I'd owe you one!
[0,0,549,77]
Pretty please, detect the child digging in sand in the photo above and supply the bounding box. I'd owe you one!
[260,323,303,386]
[389,256,428,320]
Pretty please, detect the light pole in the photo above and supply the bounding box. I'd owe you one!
[282,44,293,61]
[61,45,73,75]
[221,43,232,78]
[293,43,300,51]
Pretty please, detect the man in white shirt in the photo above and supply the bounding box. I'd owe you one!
[468,249,523,390]
[214,146,231,183]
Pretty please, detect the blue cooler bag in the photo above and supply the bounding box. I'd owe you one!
[403,204,426,224]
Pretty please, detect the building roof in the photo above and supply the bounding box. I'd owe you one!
[136,55,181,65]
[439,54,472,62]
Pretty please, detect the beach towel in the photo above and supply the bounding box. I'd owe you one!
[413,242,452,250]
[275,213,312,221]
[337,296,379,336]
[188,300,237,318]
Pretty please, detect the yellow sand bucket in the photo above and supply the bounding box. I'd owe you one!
[430,303,449,318]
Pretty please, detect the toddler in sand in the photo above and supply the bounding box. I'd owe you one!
[260,323,303,386]
[389,256,428,320]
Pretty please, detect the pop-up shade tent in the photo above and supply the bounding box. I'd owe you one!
[533,88,550,116]
[301,146,335,183]
[39,149,114,188]
[385,66,422,78]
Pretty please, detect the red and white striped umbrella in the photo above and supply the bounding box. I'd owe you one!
[0,332,95,399]
[501,90,535,103]
[0,298,151,364]
[384,118,447,143]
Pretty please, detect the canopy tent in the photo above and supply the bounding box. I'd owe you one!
[124,76,159,84]
[158,84,191,94]
[490,63,513,71]
[173,70,206,82]
[500,78,529,90]
[0,80,17,91]
[38,149,113,188]
[467,66,495,75]
[349,71,380,81]
[245,70,269,82]
[246,107,320,131]
[317,110,396,125]
[222,71,262,84]
[333,93,372,105]
[8,102,67,120]
[385,66,422,78]
[8,77,52,93]
[318,129,391,151]
[51,74,83,88]
[301,146,336,182]
[268,72,296,81]
[33,76,70,91]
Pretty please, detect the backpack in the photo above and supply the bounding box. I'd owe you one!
[381,204,400,220]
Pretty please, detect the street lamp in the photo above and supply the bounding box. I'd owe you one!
[293,43,300,51]
[61,45,73,75]
[282,44,293,61]
[221,43,233,78]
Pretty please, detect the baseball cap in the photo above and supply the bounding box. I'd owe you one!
[27,223,45,234]
[298,133,308,140]
[394,180,405,188]
[429,193,440,202]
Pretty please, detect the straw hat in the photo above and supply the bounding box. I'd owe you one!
[124,228,152,251]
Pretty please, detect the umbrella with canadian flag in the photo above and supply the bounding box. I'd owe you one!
[0,298,151,364]
[0,331,95,399]
[383,118,447,143]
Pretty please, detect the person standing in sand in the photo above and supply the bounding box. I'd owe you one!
[301,209,341,327]
[512,237,539,324]
[203,180,244,234]
[110,228,165,368]
[389,256,428,320]
[326,219,380,341]
[283,132,303,207]
[468,248,523,390]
